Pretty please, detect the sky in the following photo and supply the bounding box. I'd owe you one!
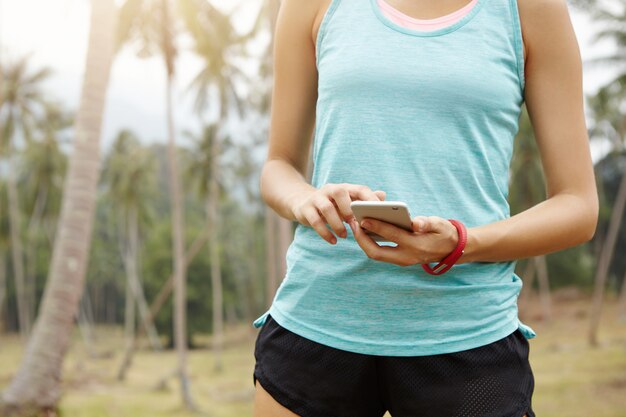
[0,0,266,151]
[0,0,623,161]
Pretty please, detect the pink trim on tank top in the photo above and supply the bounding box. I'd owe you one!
[377,0,479,31]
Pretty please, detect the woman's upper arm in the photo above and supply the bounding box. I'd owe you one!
[267,0,325,176]
[519,0,598,210]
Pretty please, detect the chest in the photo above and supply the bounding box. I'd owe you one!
[317,23,522,114]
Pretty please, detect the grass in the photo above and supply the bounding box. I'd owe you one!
[0,290,625,417]
[519,291,626,417]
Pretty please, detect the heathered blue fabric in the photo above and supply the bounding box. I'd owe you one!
[253,0,536,356]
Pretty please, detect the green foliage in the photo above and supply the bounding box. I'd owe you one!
[100,129,158,229]
[0,55,53,148]
[86,137,266,346]
[116,0,178,72]
[178,0,250,117]
[546,244,595,289]
[586,50,626,295]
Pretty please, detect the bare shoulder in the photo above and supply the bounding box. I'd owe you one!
[516,0,572,23]
[516,0,578,63]
[280,0,331,44]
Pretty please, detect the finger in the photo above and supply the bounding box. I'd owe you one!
[329,187,354,223]
[304,206,337,244]
[349,218,398,261]
[360,217,410,245]
[316,197,347,238]
[374,190,386,201]
[347,185,382,202]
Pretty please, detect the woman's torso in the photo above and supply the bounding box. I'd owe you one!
[254,0,535,356]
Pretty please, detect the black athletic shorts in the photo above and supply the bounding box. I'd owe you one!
[253,314,536,417]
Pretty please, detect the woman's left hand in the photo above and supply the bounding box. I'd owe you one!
[348,216,459,267]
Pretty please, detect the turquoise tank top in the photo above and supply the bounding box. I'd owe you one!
[253,0,536,356]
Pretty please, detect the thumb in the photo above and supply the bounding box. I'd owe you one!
[412,216,433,233]
[374,190,386,201]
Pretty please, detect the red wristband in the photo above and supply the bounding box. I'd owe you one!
[421,219,467,276]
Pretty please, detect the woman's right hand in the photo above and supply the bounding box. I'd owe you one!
[290,183,386,245]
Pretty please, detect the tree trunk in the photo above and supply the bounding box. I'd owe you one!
[165,65,195,408]
[0,0,115,412]
[589,169,626,346]
[77,298,96,357]
[24,185,50,336]
[0,251,7,333]
[117,230,209,381]
[106,286,116,324]
[227,232,252,326]
[277,217,292,280]
[208,92,226,373]
[7,145,30,339]
[263,212,293,307]
[124,270,136,352]
[519,258,535,304]
[117,208,162,380]
[141,230,208,334]
[124,207,161,349]
[0,17,2,333]
[264,208,278,307]
[534,255,552,322]
[261,0,284,310]
[207,191,223,373]
[617,268,626,321]
[243,216,260,326]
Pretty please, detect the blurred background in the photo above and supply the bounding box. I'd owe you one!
[0,0,625,416]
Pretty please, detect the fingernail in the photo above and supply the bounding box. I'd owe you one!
[361,220,371,229]
[330,236,337,244]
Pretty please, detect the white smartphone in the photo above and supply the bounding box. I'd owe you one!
[350,201,413,242]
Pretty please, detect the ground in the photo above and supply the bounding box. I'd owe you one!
[0,289,625,417]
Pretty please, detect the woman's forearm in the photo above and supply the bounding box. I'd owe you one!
[260,158,316,222]
[458,192,598,264]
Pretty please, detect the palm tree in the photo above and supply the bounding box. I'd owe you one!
[0,40,4,335]
[178,0,253,372]
[116,0,195,407]
[99,130,162,380]
[0,56,52,338]
[583,0,626,340]
[587,75,626,345]
[222,136,266,329]
[249,0,296,305]
[0,183,9,333]
[184,124,235,372]
[588,3,626,73]
[0,0,116,412]
[20,103,70,331]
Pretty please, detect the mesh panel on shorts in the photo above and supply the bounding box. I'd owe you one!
[377,329,535,417]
